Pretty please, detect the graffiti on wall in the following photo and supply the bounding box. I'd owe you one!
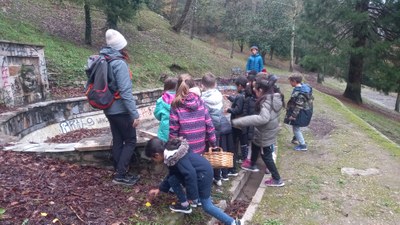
[59,116,109,134]
[1,56,14,105]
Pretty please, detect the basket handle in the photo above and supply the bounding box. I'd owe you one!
[208,147,223,153]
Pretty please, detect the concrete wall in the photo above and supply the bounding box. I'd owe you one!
[0,40,50,107]
[0,88,163,140]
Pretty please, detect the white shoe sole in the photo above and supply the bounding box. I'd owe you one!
[241,166,260,172]
[169,207,192,214]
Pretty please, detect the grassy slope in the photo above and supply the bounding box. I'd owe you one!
[0,0,247,89]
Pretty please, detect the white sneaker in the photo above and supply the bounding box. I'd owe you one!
[213,179,222,186]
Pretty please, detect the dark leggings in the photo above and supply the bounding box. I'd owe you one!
[106,114,137,178]
[251,144,281,181]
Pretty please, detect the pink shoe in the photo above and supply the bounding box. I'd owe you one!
[264,178,285,187]
[241,159,251,168]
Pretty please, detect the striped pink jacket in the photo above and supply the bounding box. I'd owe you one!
[169,91,216,154]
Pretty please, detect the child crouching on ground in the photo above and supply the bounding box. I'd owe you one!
[145,137,241,225]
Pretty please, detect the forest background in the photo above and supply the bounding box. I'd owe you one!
[1,0,399,112]
[1,1,400,224]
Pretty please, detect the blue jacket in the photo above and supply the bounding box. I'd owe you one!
[100,47,139,121]
[246,54,263,73]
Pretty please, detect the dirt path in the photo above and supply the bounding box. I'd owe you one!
[303,74,400,122]
[251,83,400,225]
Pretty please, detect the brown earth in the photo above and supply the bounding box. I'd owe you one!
[303,74,400,122]
[0,149,246,225]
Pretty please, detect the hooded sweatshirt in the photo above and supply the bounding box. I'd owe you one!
[169,87,217,154]
[201,88,224,134]
[232,93,283,147]
[100,47,139,121]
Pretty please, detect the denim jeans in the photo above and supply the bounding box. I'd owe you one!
[292,125,305,145]
[200,197,234,225]
[168,175,187,203]
[253,144,281,181]
[106,114,137,178]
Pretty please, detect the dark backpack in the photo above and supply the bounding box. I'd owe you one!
[284,84,314,127]
[84,54,120,110]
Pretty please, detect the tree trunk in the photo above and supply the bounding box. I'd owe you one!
[269,47,274,61]
[106,14,118,29]
[230,41,234,59]
[260,51,267,66]
[84,1,92,45]
[317,73,324,83]
[289,21,295,72]
[343,0,368,104]
[239,41,244,53]
[172,0,193,33]
[189,0,197,39]
[395,91,400,112]
[169,0,179,24]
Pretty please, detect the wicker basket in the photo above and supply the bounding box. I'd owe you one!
[203,147,233,169]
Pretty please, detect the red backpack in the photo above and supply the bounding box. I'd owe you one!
[84,55,120,109]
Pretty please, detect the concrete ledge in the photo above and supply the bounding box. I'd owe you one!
[3,142,76,152]
[229,169,251,203]
[241,173,270,224]
[75,136,112,151]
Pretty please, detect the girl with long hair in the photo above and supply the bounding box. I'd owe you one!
[169,74,217,154]
[232,74,285,187]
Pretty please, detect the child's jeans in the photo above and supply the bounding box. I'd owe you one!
[292,125,305,145]
[168,175,186,203]
[200,197,235,225]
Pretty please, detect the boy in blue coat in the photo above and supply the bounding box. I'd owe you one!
[246,46,264,73]
[145,137,241,225]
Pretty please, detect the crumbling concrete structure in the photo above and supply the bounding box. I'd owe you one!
[0,40,49,107]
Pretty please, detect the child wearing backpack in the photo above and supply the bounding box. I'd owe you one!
[146,137,241,225]
[284,74,314,151]
[154,77,178,142]
[201,73,233,185]
[169,73,217,154]
[232,74,285,187]
[101,29,140,186]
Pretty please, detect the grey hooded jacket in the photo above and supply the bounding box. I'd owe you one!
[100,47,139,121]
[232,93,282,147]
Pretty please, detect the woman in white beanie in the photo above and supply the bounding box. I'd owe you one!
[100,29,140,186]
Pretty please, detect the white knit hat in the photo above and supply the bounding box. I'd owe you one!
[105,29,127,50]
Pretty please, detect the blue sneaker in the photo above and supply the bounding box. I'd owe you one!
[294,144,307,151]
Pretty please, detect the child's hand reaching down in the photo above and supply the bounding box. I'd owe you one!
[148,188,160,201]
